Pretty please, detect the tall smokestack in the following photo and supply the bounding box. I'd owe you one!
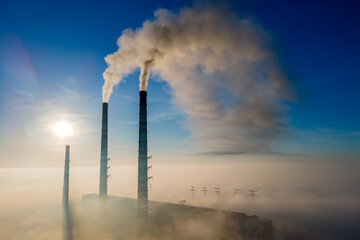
[63,145,70,208]
[62,145,73,240]
[137,91,148,219]
[99,102,108,200]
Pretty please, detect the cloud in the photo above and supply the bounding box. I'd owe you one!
[102,3,292,154]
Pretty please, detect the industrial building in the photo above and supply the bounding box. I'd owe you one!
[76,88,274,239]
[82,194,273,239]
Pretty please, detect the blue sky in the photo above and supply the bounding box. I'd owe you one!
[0,0,359,167]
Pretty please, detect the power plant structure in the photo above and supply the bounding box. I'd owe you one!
[99,102,109,200]
[137,90,148,219]
[82,194,273,239]
[97,91,150,218]
[53,74,273,239]
[85,82,272,238]
[62,145,70,208]
[62,145,72,240]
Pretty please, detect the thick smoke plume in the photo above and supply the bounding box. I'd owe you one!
[103,4,291,153]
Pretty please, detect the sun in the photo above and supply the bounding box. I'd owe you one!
[53,121,72,138]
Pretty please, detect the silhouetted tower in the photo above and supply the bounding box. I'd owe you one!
[63,145,70,208]
[137,91,148,219]
[248,190,257,200]
[62,145,72,240]
[190,186,195,199]
[202,187,207,196]
[99,102,108,200]
[214,187,221,196]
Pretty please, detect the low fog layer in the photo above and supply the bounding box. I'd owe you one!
[1,158,359,239]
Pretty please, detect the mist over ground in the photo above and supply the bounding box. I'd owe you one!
[1,0,359,239]
[1,157,359,239]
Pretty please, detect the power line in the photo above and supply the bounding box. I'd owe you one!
[214,187,221,196]
[190,186,195,199]
[201,187,207,196]
[248,190,257,199]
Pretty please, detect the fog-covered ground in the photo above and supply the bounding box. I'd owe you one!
[1,158,359,239]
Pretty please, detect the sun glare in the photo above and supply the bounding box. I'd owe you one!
[53,121,72,138]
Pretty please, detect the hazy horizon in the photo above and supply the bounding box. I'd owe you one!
[1,158,360,239]
[1,0,359,239]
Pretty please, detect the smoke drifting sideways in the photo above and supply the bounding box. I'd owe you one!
[102,3,292,154]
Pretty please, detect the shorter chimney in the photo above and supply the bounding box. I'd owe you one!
[62,145,73,240]
[62,145,70,209]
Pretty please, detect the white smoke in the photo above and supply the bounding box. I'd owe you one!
[102,4,292,153]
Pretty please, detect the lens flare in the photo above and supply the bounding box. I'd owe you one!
[53,121,72,138]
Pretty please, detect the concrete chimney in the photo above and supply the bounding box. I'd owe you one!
[62,145,72,240]
[137,91,148,219]
[99,102,108,200]
[62,145,70,209]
